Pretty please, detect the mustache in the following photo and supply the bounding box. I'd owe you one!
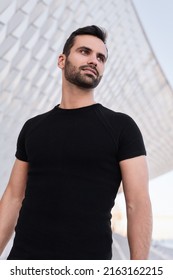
[80,65,99,76]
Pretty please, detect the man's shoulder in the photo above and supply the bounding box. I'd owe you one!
[26,107,55,124]
[21,107,56,134]
[99,104,134,123]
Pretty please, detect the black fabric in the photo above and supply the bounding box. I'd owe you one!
[8,103,146,260]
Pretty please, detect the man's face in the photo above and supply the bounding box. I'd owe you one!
[63,35,107,89]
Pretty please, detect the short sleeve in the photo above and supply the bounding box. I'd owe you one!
[15,121,29,162]
[117,115,146,162]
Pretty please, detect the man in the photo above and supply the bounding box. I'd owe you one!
[0,25,152,260]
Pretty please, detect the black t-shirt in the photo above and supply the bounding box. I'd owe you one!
[9,103,146,260]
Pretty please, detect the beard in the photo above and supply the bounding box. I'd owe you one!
[64,59,102,89]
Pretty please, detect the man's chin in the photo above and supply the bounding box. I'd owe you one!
[79,76,100,89]
[78,81,99,89]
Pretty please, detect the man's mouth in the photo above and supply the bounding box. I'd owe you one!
[82,67,98,76]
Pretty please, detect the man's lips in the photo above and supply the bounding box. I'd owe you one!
[82,67,98,76]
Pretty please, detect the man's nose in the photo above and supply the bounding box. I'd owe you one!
[87,54,98,66]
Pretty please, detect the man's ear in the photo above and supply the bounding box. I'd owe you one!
[58,54,66,69]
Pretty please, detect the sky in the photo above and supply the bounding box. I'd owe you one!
[133,0,173,89]
[122,0,173,239]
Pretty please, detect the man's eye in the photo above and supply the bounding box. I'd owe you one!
[97,55,104,62]
[80,49,88,55]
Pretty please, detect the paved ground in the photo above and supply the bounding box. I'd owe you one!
[112,233,173,260]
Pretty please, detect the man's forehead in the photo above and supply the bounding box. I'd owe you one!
[73,35,107,54]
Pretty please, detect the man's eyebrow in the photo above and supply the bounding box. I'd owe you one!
[76,46,92,52]
[76,46,107,61]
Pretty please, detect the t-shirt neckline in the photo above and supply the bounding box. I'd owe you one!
[54,103,101,113]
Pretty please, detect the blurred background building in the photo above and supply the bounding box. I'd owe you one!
[0,0,173,259]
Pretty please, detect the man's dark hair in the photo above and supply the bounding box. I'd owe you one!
[62,25,107,56]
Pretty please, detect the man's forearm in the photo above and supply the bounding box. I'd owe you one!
[127,199,153,260]
[0,189,22,255]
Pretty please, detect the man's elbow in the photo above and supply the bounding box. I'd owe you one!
[126,195,152,216]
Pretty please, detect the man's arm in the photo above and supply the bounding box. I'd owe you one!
[119,155,152,260]
[0,159,29,255]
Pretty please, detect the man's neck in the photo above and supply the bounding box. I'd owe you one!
[59,83,96,109]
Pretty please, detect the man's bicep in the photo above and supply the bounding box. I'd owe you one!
[119,156,149,205]
[7,159,29,200]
